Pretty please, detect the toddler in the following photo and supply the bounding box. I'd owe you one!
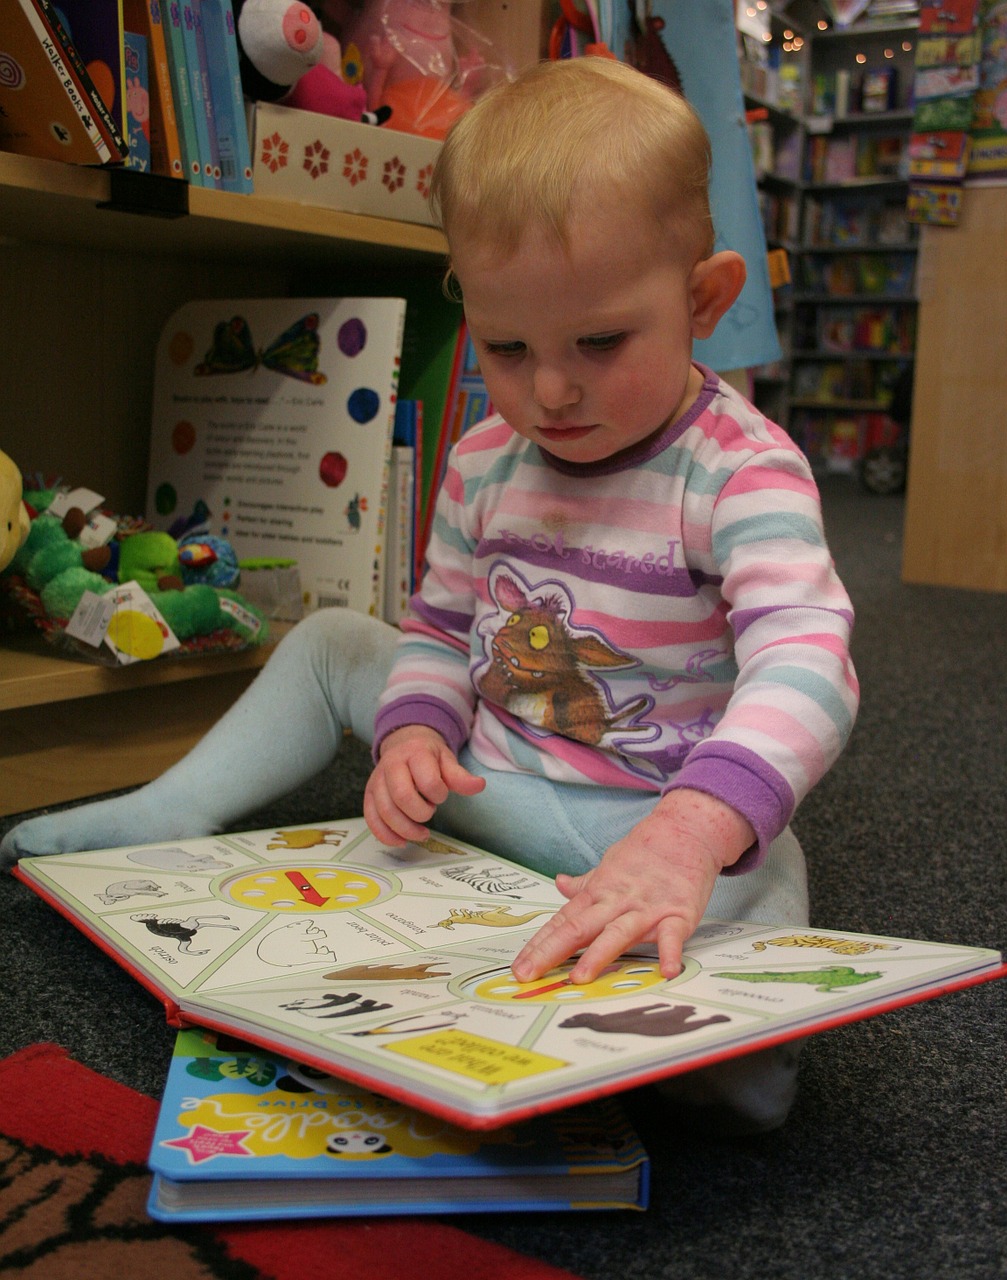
[3,58,857,1132]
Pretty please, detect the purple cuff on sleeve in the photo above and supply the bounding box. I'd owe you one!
[662,744,795,873]
[372,696,469,763]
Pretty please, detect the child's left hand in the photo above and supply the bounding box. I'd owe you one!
[510,788,755,985]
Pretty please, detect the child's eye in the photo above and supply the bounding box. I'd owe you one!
[579,332,627,352]
[482,340,525,358]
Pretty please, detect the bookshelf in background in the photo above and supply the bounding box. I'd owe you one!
[784,8,920,483]
[0,150,448,814]
[739,4,809,433]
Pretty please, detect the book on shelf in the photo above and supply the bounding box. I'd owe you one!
[14,817,1004,1131]
[57,0,129,141]
[123,0,185,179]
[179,0,219,185]
[0,0,128,166]
[162,0,203,183]
[146,296,406,617]
[146,1025,649,1222]
[415,323,492,575]
[122,29,151,172]
[196,0,253,194]
[382,399,421,625]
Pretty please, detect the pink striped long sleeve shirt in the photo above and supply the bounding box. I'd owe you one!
[375,368,858,871]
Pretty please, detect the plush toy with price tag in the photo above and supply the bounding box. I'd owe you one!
[0,477,267,663]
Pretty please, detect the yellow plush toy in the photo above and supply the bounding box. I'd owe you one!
[0,451,30,572]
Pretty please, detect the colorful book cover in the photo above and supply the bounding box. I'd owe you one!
[147,1026,649,1222]
[908,129,973,177]
[0,0,128,164]
[967,0,1007,179]
[56,0,128,140]
[146,297,406,617]
[163,0,202,183]
[14,817,1005,1131]
[192,0,252,193]
[123,0,185,179]
[122,29,151,171]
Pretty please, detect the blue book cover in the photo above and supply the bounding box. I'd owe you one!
[193,0,252,193]
[179,0,219,185]
[163,0,203,183]
[147,1026,650,1222]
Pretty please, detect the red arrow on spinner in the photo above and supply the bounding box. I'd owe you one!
[284,870,329,906]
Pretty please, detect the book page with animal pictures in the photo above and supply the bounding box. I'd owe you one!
[16,820,1003,1128]
[147,298,406,615]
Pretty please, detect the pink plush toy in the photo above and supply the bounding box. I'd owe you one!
[235,0,387,124]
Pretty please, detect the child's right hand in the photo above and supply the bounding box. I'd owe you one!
[364,725,486,846]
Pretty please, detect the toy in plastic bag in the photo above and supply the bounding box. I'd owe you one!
[334,0,507,139]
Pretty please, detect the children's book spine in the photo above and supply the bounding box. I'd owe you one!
[17,0,128,161]
[417,320,469,570]
[162,0,202,183]
[383,443,415,625]
[56,0,130,141]
[410,401,423,591]
[187,0,222,187]
[124,0,184,179]
[122,30,151,171]
[177,0,217,185]
[196,0,253,193]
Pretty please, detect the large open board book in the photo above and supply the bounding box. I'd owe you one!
[15,818,1004,1130]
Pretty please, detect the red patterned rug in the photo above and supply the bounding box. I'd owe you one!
[0,1043,584,1279]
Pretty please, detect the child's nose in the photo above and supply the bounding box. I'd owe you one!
[532,364,581,412]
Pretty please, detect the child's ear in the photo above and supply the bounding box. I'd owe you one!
[689,251,747,339]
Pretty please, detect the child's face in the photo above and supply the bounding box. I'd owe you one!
[452,201,711,466]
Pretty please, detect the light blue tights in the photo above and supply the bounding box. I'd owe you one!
[2,607,809,1131]
[2,607,809,927]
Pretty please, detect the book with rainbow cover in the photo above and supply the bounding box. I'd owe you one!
[147,1025,649,1222]
[15,818,1004,1131]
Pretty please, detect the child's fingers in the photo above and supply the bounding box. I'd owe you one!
[441,755,487,796]
[363,772,431,845]
[511,894,625,981]
[654,916,689,980]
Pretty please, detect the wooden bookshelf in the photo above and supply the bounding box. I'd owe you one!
[0,154,447,814]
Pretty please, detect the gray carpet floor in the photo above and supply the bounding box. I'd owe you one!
[2,477,1004,1279]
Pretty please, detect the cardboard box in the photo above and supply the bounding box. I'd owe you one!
[250,103,441,226]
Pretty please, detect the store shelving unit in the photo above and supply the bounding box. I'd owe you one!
[744,7,921,476]
[0,152,448,814]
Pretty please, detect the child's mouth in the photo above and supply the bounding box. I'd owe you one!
[537,423,596,442]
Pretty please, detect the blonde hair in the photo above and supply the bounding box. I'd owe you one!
[430,58,715,265]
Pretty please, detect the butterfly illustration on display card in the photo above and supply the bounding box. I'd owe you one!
[195,314,328,385]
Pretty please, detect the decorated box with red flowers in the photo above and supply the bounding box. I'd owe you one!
[249,103,441,227]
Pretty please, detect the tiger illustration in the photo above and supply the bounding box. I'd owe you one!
[751,934,899,957]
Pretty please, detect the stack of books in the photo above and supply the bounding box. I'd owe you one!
[0,0,253,191]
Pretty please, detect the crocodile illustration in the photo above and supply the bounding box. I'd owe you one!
[714,966,884,993]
